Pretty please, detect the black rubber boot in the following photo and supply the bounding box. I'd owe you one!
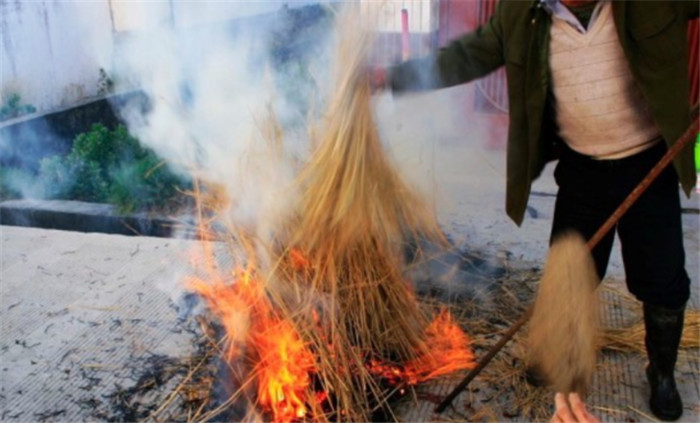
[644,302,685,421]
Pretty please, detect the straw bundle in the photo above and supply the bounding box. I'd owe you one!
[187,9,473,423]
[527,231,600,395]
[264,12,459,420]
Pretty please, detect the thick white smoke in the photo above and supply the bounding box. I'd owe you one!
[83,0,501,313]
[110,3,337,233]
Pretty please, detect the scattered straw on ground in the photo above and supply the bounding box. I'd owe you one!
[124,258,699,422]
[419,267,699,422]
[600,285,700,358]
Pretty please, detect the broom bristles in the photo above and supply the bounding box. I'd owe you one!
[527,230,600,395]
[189,8,474,421]
[261,9,457,421]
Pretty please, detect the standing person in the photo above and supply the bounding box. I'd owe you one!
[372,0,698,421]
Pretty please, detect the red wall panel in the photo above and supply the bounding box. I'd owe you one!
[439,0,508,149]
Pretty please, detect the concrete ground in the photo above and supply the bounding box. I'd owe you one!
[1,90,699,421]
[0,227,201,421]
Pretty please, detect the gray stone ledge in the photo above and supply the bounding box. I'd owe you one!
[0,199,179,238]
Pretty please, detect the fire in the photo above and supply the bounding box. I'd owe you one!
[182,8,479,421]
[254,318,316,421]
[365,309,475,387]
[405,309,476,381]
[191,260,475,422]
[189,267,318,422]
[289,248,311,271]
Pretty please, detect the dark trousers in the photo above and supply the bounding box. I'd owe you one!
[550,141,690,309]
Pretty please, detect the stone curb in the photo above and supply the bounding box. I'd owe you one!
[0,199,179,237]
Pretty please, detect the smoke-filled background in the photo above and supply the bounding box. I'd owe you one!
[1,0,540,264]
[104,0,479,233]
[111,2,334,232]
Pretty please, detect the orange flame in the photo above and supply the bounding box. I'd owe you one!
[189,268,318,422]
[190,251,475,421]
[289,248,311,272]
[365,309,475,386]
[253,318,316,421]
[405,309,476,381]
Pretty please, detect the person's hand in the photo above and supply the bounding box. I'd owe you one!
[550,392,600,423]
[367,67,388,93]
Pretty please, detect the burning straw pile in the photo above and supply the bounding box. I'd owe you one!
[187,10,475,423]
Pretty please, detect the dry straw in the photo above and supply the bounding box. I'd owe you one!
[266,9,462,420]
[602,312,700,356]
[189,7,472,423]
[527,231,599,396]
[600,290,700,357]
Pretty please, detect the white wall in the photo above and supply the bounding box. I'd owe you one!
[173,0,321,28]
[360,0,439,33]
[111,0,323,31]
[0,0,115,114]
[0,0,325,115]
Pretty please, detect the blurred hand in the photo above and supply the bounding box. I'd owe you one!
[551,393,600,423]
[367,67,388,93]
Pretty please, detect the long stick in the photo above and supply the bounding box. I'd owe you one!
[435,118,699,414]
[585,119,699,249]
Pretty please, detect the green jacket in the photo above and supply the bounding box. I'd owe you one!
[390,0,699,225]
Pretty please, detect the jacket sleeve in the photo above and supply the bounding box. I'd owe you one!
[680,0,699,19]
[389,1,506,93]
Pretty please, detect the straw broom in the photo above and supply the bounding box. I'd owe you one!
[265,12,458,420]
[183,7,475,420]
[526,235,699,395]
[180,9,470,422]
[527,231,599,396]
[437,113,699,412]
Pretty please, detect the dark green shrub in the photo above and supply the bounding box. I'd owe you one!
[0,93,37,121]
[0,166,34,200]
[71,124,142,168]
[108,153,186,214]
[38,123,190,213]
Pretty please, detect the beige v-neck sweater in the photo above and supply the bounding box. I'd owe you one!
[549,2,661,159]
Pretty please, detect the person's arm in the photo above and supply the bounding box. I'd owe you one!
[388,1,507,93]
[682,0,699,20]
